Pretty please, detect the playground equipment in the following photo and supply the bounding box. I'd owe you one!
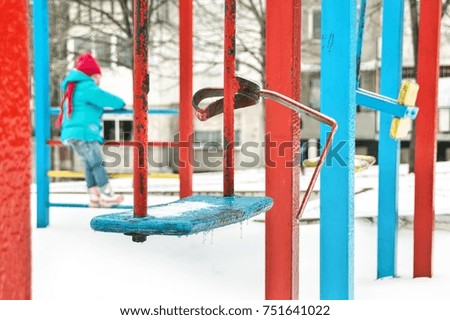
[19,0,439,301]
[0,0,31,299]
[89,0,336,300]
[91,2,336,244]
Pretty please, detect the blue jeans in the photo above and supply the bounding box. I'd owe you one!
[66,140,109,188]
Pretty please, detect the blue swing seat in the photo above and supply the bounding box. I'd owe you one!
[90,195,273,237]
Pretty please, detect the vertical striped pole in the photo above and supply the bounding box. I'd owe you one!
[0,0,31,299]
[179,0,194,198]
[414,0,441,278]
[377,0,404,279]
[265,0,301,299]
[133,0,149,217]
[223,0,236,196]
[320,0,357,299]
[33,0,51,228]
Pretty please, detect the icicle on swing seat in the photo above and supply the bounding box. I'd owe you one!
[90,77,337,239]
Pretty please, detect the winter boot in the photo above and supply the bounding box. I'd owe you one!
[99,183,124,208]
[88,186,101,208]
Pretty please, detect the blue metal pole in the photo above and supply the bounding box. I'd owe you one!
[377,0,404,279]
[33,0,51,228]
[320,0,357,299]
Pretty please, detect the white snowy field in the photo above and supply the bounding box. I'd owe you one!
[31,162,450,300]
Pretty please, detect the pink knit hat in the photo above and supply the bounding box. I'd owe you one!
[75,52,101,76]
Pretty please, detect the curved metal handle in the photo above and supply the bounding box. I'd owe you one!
[192,77,260,121]
[192,76,338,221]
[259,90,337,221]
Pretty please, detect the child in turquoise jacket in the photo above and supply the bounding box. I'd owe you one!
[56,52,125,207]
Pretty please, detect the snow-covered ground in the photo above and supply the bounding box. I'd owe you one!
[31,162,450,300]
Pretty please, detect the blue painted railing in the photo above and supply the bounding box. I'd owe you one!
[49,107,179,116]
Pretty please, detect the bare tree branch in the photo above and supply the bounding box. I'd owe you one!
[443,0,450,18]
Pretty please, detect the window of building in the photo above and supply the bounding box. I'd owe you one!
[119,120,133,141]
[103,120,116,141]
[309,76,320,109]
[117,39,132,67]
[441,66,450,78]
[103,119,133,141]
[194,130,221,148]
[194,130,241,148]
[375,112,380,133]
[402,67,416,79]
[73,36,93,54]
[72,34,112,68]
[234,129,241,147]
[402,66,450,78]
[439,108,450,133]
[95,34,112,67]
[311,9,321,40]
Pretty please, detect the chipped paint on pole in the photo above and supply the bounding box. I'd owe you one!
[223,0,237,196]
[133,0,149,217]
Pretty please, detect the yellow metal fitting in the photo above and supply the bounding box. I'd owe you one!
[390,81,419,139]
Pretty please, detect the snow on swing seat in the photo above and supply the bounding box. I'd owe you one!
[90,195,273,237]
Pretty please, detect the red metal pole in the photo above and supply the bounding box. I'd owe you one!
[0,0,31,299]
[223,0,237,196]
[265,0,301,299]
[179,0,194,198]
[414,0,441,278]
[133,0,149,217]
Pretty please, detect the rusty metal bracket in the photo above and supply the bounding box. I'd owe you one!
[192,77,260,121]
